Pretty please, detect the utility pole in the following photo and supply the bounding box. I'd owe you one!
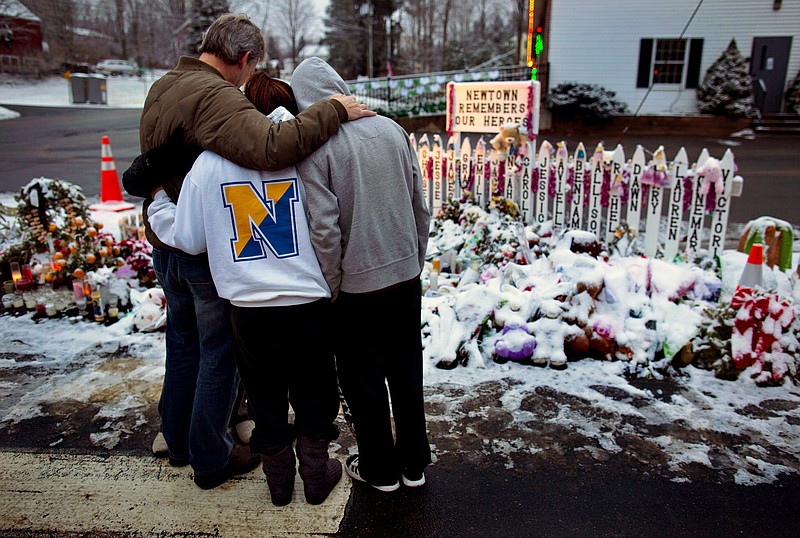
[360,1,374,78]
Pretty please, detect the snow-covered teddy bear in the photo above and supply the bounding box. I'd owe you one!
[131,288,167,332]
[490,122,527,159]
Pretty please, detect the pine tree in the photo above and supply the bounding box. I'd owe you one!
[696,39,756,118]
[785,70,800,114]
[185,0,231,57]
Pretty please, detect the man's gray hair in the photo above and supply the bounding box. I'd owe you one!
[199,13,265,65]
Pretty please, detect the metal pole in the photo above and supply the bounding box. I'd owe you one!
[367,4,373,78]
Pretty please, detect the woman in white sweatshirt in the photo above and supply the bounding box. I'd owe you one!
[144,73,341,506]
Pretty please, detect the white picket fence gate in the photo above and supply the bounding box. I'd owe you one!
[411,133,744,260]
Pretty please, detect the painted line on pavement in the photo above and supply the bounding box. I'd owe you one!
[0,451,349,536]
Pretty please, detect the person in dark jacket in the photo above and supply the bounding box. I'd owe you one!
[124,13,374,491]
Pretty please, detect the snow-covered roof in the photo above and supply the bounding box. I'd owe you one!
[0,0,40,22]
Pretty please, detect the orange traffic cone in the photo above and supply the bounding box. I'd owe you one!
[737,243,764,289]
[90,135,134,212]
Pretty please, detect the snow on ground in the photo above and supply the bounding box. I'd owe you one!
[0,71,167,111]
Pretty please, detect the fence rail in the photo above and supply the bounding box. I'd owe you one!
[345,64,547,117]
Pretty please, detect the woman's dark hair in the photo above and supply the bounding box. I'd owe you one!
[244,71,299,116]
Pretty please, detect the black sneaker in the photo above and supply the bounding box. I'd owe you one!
[345,454,399,492]
[401,469,426,487]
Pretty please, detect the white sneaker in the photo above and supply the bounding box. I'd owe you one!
[151,431,168,457]
[345,454,399,492]
[235,420,255,444]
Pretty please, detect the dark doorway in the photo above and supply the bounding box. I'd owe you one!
[750,37,792,113]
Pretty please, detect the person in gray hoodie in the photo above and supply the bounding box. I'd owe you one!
[291,57,432,491]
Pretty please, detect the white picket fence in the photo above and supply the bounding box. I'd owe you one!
[411,134,744,260]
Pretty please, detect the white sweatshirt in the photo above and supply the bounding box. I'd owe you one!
[147,151,331,307]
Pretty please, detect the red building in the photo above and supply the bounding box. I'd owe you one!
[0,0,43,73]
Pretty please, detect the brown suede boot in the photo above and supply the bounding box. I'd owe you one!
[261,445,297,506]
[296,436,342,505]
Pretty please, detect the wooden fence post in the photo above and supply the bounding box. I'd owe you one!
[568,143,587,230]
[627,145,646,237]
[708,149,736,259]
[432,134,444,214]
[663,147,688,260]
[685,149,710,257]
[535,140,552,225]
[605,144,625,243]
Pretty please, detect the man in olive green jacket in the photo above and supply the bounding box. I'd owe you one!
[123,13,374,491]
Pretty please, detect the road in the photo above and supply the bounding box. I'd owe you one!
[0,105,798,226]
[0,106,141,198]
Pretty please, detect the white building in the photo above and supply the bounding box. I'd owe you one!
[546,0,800,115]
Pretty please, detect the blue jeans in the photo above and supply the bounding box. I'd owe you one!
[151,246,238,475]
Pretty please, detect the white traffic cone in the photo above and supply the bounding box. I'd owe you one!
[737,243,764,289]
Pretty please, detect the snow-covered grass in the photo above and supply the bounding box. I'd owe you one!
[0,71,166,111]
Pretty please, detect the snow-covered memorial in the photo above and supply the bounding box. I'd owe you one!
[0,80,797,387]
[416,78,799,386]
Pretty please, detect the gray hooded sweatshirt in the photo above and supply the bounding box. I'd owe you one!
[292,57,430,299]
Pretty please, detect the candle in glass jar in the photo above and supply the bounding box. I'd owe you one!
[10,262,22,285]
[72,280,84,302]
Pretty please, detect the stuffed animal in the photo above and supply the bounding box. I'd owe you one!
[490,123,527,158]
[695,157,724,196]
[641,146,670,187]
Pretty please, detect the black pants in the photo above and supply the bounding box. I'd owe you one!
[335,278,431,484]
[231,299,339,455]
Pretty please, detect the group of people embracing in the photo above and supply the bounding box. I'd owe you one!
[123,13,431,506]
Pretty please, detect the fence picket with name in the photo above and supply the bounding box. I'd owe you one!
[414,133,744,259]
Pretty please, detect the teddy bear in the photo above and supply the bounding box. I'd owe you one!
[490,122,527,159]
[695,157,724,196]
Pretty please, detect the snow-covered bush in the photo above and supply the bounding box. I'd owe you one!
[697,39,756,118]
[785,70,800,114]
[546,82,628,122]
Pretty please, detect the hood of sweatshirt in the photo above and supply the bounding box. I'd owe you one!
[292,57,351,112]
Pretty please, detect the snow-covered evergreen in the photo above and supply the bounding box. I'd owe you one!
[697,39,756,118]
[785,70,800,115]
[186,0,231,56]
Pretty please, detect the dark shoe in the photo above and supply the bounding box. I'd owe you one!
[296,436,343,504]
[168,456,189,467]
[193,444,260,490]
[261,445,297,506]
[401,468,426,487]
[345,454,399,492]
